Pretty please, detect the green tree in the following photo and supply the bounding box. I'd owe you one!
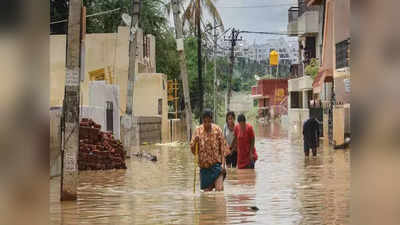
[182,0,224,116]
[305,58,320,80]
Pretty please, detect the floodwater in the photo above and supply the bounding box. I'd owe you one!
[50,121,350,225]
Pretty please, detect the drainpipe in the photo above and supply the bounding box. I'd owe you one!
[321,0,326,55]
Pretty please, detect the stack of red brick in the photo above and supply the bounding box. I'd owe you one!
[78,118,127,171]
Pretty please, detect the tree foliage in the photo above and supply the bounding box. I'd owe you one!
[305,58,320,80]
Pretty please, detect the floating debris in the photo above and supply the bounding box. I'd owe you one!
[132,152,158,162]
[250,206,259,211]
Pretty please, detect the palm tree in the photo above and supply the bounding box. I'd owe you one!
[182,0,224,119]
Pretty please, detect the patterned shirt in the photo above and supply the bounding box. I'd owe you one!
[190,124,230,168]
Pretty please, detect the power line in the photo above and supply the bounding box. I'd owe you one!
[240,30,306,36]
[218,4,295,9]
[50,8,121,25]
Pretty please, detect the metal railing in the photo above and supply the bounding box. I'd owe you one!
[288,7,299,23]
[298,0,319,17]
[289,64,304,78]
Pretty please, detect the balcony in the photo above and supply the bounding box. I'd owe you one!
[290,64,304,78]
[287,7,299,36]
[297,0,319,34]
[288,75,313,92]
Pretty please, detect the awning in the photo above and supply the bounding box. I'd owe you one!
[307,0,323,7]
[312,68,333,94]
[251,95,269,100]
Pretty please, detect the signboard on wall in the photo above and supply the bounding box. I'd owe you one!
[274,88,285,103]
[344,79,351,93]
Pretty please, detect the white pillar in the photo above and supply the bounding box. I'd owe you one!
[302,90,308,109]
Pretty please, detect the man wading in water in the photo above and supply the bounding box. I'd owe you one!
[191,109,230,192]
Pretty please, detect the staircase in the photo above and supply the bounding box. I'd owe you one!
[279,96,289,115]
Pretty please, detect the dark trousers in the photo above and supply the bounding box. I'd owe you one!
[226,151,237,168]
[304,148,317,157]
[245,160,255,169]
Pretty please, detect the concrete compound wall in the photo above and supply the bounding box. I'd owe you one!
[133,73,169,143]
[288,108,310,140]
[169,119,187,142]
[50,104,120,177]
[133,116,162,145]
[88,81,121,139]
[50,26,156,113]
[50,27,130,107]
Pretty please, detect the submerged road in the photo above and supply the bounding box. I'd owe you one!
[50,121,350,225]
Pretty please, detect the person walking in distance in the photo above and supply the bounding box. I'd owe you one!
[224,112,237,168]
[302,115,321,158]
[233,114,258,169]
[191,109,230,191]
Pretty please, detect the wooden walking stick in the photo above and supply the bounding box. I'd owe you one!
[193,142,199,193]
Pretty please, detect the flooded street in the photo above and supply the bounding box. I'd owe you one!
[50,122,350,225]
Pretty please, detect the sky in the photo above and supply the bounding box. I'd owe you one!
[213,0,298,44]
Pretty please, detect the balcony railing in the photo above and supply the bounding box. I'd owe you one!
[336,39,351,69]
[290,64,304,78]
[298,0,319,17]
[288,7,299,23]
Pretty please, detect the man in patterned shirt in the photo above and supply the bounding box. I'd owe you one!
[190,109,230,192]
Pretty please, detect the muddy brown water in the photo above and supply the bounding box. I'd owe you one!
[50,121,350,225]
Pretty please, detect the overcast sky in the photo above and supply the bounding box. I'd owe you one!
[213,0,298,44]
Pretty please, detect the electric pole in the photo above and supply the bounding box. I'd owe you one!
[196,4,204,119]
[171,0,193,141]
[224,28,242,112]
[61,0,82,201]
[213,15,217,123]
[122,0,141,156]
[126,0,141,115]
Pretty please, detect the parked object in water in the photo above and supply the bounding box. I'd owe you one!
[132,152,158,162]
[334,137,351,150]
[250,206,259,211]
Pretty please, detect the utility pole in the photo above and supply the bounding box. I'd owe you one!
[224,28,242,112]
[122,0,141,156]
[61,0,82,201]
[126,0,141,115]
[213,15,217,123]
[197,4,204,119]
[171,0,193,142]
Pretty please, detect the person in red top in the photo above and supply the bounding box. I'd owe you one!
[233,114,258,169]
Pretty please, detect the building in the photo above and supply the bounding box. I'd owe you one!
[286,0,325,139]
[311,0,351,145]
[287,0,351,146]
[288,0,325,71]
[50,26,170,144]
[251,79,289,120]
[287,75,314,139]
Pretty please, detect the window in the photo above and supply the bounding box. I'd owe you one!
[106,101,113,132]
[290,91,303,109]
[336,39,351,69]
[158,99,163,115]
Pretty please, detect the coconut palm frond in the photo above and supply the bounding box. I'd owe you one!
[163,1,172,16]
[182,0,197,31]
[203,0,224,31]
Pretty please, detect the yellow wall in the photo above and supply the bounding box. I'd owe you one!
[133,73,169,142]
[50,27,130,109]
[50,27,168,141]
